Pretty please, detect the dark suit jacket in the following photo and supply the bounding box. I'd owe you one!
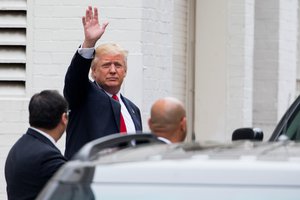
[5,128,66,200]
[63,51,142,159]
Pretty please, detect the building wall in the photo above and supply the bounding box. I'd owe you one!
[226,0,254,139]
[194,0,298,142]
[0,0,299,199]
[194,0,254,142]
[0,0,189,198]
[0,99,28,200]
[195,0,228,142]
[277,0,298,118]
[172,0,188,104]
[140,0,174,129]
[253,0,298,139]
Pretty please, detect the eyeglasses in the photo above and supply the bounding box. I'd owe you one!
[65,110,71,117]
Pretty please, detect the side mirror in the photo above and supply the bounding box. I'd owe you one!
[232,127,264,141]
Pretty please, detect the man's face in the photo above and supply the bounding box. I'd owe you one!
[92,53,127,94]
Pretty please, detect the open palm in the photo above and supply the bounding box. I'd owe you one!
[82,6,108,48]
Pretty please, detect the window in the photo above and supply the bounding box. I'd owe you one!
[0,1,26,96]
[280,100,300,141]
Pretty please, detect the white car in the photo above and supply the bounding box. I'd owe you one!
[37,133,300,200]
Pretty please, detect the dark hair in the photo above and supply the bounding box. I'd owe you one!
[29,90,68,130]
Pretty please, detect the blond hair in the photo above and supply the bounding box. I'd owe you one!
[91,43,128,69]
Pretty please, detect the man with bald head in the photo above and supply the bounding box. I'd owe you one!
[148,97,187,143]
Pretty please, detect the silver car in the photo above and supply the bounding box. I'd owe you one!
[37,133,300,200]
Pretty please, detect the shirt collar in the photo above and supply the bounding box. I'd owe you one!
[94,82,121,99]
[105,91,121,99]
[158,137,172,144]
[29,127,56,145]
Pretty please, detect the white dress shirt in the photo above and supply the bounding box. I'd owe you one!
[105,92,136,134]
[29,127,56,146]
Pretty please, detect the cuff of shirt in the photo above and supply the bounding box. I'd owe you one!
[78,46,95,59]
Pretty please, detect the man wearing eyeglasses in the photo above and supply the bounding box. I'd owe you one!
[5,90,68,200]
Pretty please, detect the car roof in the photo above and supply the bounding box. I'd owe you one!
[81,141,300,186]
[38,140,300,200]
[92,140,300,164]
[71,133,300,163]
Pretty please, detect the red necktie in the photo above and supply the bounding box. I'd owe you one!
[112,95,127,134]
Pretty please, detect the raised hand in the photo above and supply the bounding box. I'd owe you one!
[82,6,109,48]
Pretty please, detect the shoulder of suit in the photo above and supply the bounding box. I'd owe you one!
[121,95,139,107]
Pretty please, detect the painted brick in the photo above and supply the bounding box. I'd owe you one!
[253,0,298,139]
[5,0,294,197]
[225,0,254,139]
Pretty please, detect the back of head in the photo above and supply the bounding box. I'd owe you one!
[149,97,187,143]
[29,90,68,130]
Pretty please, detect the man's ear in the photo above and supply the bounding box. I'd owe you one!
[123,65,127,77]
[148,118,152,131]
[91,66,96,80]
[180,117,187,132]
[61,112,68,126]
[179,117,187,142]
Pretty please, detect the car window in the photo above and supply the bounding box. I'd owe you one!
[277,101,300,141]
[283,107,300,140]
[43,184,95,200]
[270,95,300,141]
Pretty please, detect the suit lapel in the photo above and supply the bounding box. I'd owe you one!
[97,85,140,132]
[121,95,140,131]
[95,83,121,132]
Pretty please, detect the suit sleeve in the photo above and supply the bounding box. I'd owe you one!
[40,151,67,183]
[64,50,93,108]
[135,106,143,131]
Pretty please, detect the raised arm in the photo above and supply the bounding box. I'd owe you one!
[64,6,108,108]
[82,6,109,48]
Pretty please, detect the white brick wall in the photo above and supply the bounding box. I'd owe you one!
[0,99,28,200]
[194,0,255,142]
[172,0,188,104]
[277,0,298,117]
[226,0,254,139]
[141,0,175,130]
[253,0,280,136]
[253,0,298,139]
[31,0,84,93]
[0,0,189,198]
[1,0,299,198]
[194,0,298,142]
